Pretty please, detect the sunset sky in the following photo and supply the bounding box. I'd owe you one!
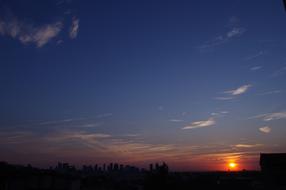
[1,0,286,171]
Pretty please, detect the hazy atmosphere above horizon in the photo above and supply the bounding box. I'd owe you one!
[1,0,286,171]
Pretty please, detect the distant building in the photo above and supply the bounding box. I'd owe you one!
[114,163,119,171]
[149,164,153,171]
[260,153,286,186]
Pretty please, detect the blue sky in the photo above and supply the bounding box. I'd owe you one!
[0,0,286,171]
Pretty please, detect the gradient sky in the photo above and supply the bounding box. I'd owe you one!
[1,0,286,171]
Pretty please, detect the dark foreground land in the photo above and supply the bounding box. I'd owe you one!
[0,161,285,190]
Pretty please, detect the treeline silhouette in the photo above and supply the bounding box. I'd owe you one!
[0,160,284,190]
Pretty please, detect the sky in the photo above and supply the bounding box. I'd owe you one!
[0,0,286,171]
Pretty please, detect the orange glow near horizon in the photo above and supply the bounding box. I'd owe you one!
[228,162,237,170]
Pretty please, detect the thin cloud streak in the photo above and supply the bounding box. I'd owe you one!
[211,111,229,117]
[224,84,252,96]
[252,112,286,121]
[257,90,281,96]
[214,96,235,101]
[227,27,245,38]
[39,118,76,125]
[198,26,246,49]
[245,51,265,61]
[215,84,251,101]
[250,66,262,71]
[271,66,286,77]
[182,117,215,130]
[234,144,263,148]
[169,119,184,123]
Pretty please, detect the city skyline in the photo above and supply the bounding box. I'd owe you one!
[1,0,286,171]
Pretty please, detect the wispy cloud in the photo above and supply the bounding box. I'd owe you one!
[39,118,76,125]
[214,96,235,101]
[259,126,271,133]
[0,131,35,144]
[169,119,184,123]
[224,84,252,96]
[198,26,246,49]
[0,129,273,169]
[47,131,111,141]
[211,111,229,117]
[182,117,215,130]
[257,90,281,96]
[215,84,252,101]
[226,27,245,38]
[81,123,103,128]
[45,131,112,149]
[271,66,286,77]
[252,112,286,121]
[245,51,265,61]
[234,144,263,148]
[0,16,62,47]
[42,130,180,162]
[250,66,262,71]
[69,17,79,39]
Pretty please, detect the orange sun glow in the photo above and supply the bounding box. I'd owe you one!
[228,162,237,170]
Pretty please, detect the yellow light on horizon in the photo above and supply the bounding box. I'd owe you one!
[228,162,237,169]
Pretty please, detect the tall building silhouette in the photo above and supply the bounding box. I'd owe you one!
[260,153,286,187]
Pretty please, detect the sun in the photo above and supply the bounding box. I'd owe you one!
[228,162,237,170]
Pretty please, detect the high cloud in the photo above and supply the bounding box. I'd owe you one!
[199,26,246,49]
[214,96,235,101]
[224,84,252,96]
[250,66,262,71]
[258,90,281,96]
[245,51,265,61]
[271,66,286,77]
[182,117,215,130]
[215,84,251,101]
[259,126,271,133]
[253,112,286,121]
[46,131,112,145]
[0,16,62,47]
[234,144,263,148]
[169,119,184,122]
[69,17,79,39]
[227,27,246,38]
[211,111,229,117]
